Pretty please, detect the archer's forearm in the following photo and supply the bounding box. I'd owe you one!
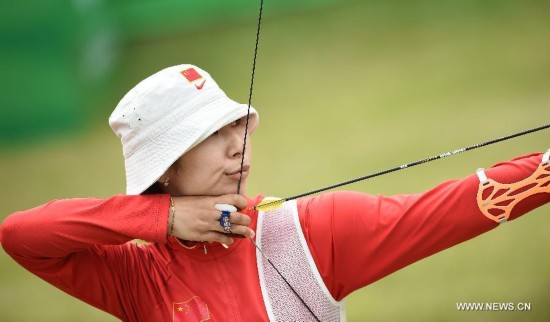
[300,152,549,300]
[0,194,170,263]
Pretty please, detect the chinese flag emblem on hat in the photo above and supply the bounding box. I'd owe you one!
[180,68,203,82]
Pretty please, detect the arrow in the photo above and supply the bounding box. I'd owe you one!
[247,123,550,212]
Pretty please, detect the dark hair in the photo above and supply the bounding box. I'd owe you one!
[141,182,165,195]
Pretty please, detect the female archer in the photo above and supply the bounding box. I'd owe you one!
[1,64,549,321]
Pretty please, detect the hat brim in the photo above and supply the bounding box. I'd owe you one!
[124,96,258,195]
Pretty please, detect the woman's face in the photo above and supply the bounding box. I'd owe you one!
[165,116,254,196]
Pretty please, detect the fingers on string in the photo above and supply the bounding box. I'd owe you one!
[228,212,252,226]
[208,209,251,228]
[216,194,248,210]
[213,224,255,239]
[213,211,254,238]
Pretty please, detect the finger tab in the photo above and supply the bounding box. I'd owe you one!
[215,204,238,212]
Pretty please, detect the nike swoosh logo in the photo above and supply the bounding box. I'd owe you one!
[195,79,206,90]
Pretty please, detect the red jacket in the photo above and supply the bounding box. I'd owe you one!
[1,153,548,321]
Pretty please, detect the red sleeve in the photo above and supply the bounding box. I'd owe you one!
[297,153,550,301]
[0,194,170,319]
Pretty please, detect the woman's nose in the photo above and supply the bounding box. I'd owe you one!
[226,129,245,158]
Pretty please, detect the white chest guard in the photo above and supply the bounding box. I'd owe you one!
[256,199,346,321]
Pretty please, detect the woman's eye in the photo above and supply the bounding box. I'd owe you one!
[234,117,246,126]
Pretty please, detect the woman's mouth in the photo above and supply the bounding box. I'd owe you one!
[226,165,250,180]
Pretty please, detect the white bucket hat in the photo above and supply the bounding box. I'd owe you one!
[109,64,259,195]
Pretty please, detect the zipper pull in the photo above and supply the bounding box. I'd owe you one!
[202,243,208,255]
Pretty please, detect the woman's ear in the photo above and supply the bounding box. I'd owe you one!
[156,162,180,188]
[248,114,259,133]
[157,177,170,187]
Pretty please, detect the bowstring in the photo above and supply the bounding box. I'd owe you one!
[237,0,264,195]
[237,1,321,321]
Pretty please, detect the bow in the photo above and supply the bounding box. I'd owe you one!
[234,1,549,320]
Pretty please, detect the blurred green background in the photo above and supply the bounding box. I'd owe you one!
[1,0,549,321]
